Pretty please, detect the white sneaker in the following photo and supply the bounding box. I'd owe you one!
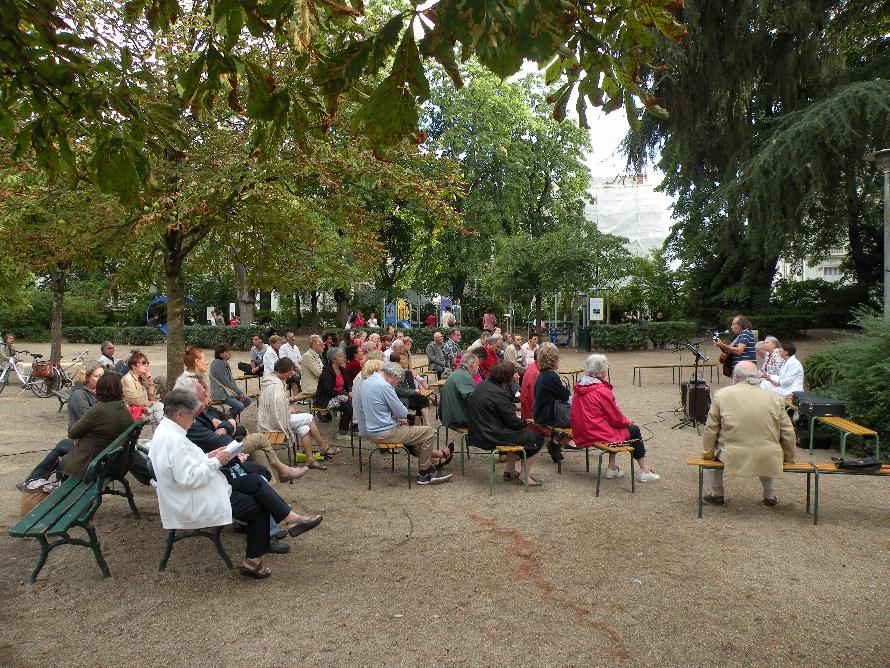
[604,468,624,479]
[637,471,660,482]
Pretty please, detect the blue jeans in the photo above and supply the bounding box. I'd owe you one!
[222,395,253,419]
[27,438,74,482]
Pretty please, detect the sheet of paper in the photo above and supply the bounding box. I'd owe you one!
[224,440,244,456]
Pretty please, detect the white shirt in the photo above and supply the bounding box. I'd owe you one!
[280,342,302,365]
[262,347,280,376]
[383,348,393,362]
[520,342,537,367]
[98,354,115,370]
[368,318,378,328]
[761,354,804,396]
[148,417,231,530]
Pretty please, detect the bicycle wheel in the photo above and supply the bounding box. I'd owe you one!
[30,374,53,398]
[0,369,7,395]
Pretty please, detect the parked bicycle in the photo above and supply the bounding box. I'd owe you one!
[0,349,89,398]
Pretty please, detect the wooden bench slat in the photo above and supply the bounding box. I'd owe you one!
[262,431,286,446]
[8,477,82,537]
[818,416,877,436]
[687,457,815,473]
[27,483,97,536]
[47,483,103,537]
[815,463,890,475]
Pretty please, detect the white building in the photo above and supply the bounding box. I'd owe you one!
[775,246,847,284]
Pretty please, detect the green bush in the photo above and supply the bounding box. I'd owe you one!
[801,310,890,459]
[588,324,648,351]
[642,321,702,347]
[64,326,165,346]
[184,325,268,350]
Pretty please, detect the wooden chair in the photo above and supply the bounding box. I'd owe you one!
[488,445,528,496]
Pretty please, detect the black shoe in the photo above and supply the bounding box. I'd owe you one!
[417,466,453,485]
[271,528,286,540]
[762,497,778,507]
[547,441,564,463]
[703,494,725,505]
[287,515,323,538]
[318,414,332,423]
[269,539,291,554]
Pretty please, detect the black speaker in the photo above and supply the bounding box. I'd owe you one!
[681,380,711,422]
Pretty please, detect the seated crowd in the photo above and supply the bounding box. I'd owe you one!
[15,313,806,579]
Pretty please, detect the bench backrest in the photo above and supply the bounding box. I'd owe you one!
[80,419,147,486]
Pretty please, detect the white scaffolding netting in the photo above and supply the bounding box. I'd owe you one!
[584,176,675,257]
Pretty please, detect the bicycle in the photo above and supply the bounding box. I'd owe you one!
[0,349,89,398]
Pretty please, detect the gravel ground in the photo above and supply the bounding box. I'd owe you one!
[0,331,888,667]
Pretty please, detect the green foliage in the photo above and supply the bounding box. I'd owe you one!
[644,321,702,347]
[63,326,165,346]
[801,311,890,457]
[0,289,106,332]
[587,324,648,351]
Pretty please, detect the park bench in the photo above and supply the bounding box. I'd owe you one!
[9,420,146,583]
[632,362,719,387]
[50,388,72,412]
[811,463,890,525]
[812,416,879,457]
[686,457,819,524]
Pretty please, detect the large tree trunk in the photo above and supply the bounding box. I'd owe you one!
[164,231,185,387]
[49,271,66,362]
[334,288,351,327]
[233,262,256,325]
[309,291,320,329]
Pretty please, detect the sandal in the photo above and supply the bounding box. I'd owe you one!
[306,460,327,471]
[285,515,323,538]
[438,444,454,467]
[515,474,543,487]
[240,559,272,579]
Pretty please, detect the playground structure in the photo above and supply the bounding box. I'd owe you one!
[382,292,461,329]
[145,295,200,338]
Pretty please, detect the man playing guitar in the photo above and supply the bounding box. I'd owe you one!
[713,315,757,376]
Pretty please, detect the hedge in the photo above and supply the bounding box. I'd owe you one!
[63,326,165,346]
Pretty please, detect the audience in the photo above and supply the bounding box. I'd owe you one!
[150,389,322,580]
[316,347,354,440]
[532,342,573,456]
[352,356,385,440]
[237,334,267,377]
[98,341,116,370]
[760,341,804,397]
[121,350,164,424]
[504,334,526,375]
[262,335,283,377]
[468,361,543,486]
[300,334,325,396]
[570,354,659,482]
[521,335,539,368]
[443,327,462,369]
[344,344,364,385]
[361,362,453,485]
[62,371,135,480]
[259,357,339,469]
[209,344,253,420]
[440,353,478,431]
[21,360,104,486]
[383,338,404,363]
[390,352,433,426]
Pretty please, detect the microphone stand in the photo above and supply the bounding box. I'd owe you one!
[672,341,710,434]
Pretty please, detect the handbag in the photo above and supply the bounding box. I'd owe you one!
[831,456,882,472]
[553,400,572,428]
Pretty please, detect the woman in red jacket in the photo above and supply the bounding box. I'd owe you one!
[570,354,660,482]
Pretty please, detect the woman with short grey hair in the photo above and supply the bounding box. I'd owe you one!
[570,353,659,482]
[316,346,354,439]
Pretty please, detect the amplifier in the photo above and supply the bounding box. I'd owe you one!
[792,391,846,418]
[681,380,711,422]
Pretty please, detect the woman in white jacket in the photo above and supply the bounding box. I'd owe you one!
[150,389,321,579]
[258,357,339,470]
[760,341,804,397]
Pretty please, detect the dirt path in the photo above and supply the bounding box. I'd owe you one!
[0,331,887,667]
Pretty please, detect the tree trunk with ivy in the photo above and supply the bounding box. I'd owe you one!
[164,229,186,387]
[334,288,350,328]
[233,262,256,326]
[49,270,67,362]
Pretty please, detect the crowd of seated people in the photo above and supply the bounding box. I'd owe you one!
[15,321,689,582]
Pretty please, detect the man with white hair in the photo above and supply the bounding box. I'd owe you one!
[425,331,448,379]
[702,361,796,507]
[361,361,453,485]
[443,328,462,369]
[383,337,404,363]
[300,334,325,396]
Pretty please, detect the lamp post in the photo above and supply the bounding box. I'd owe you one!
[864,149,890,318]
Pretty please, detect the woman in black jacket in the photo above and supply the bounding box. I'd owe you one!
[531,342,575,457]
[468,361,543,486]
[315,347,353,439]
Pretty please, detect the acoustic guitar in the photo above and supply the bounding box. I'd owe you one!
[710,331,733,378]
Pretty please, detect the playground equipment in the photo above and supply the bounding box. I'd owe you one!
[145,295,200,338]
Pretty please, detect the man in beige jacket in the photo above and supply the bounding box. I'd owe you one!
[702,361,796,507]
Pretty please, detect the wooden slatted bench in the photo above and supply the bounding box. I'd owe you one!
[488,445,528,496]
[810,463,890,524]
[815,416,879,457]
[686,457,819,524]
[676,362,720,384]
[591,443,636,497]
[632,363,680,387]
[288,391,315,405]
[8,421,146,583]
[367,442,411,490]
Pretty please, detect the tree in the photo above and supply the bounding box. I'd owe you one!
[624,0,890,317]
[2,0,688,200]
[0,153,128,359]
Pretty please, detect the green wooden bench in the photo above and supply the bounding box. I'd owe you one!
[8,420,146,583]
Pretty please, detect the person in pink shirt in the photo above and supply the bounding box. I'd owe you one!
[482,308,497,333]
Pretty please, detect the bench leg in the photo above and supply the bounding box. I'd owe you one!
[358,437,363,473]
[808,416,816,454]
[630,455,635,493]
[839,432,847,457]
[876,435,880,459]
[29,536,51,585]
[521,450,528,494]
[595,451,604,497]
[367,449,375,490]
[488,451,496,497]
[806,473,811,514]
[83,523,110,578]
[405,450,411,490]
[813,472,820,526]
[120,478,141,521]
[211,526,234,569]
[159,530,176,571]
[698,466,704,518]
[585,447,590,473]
